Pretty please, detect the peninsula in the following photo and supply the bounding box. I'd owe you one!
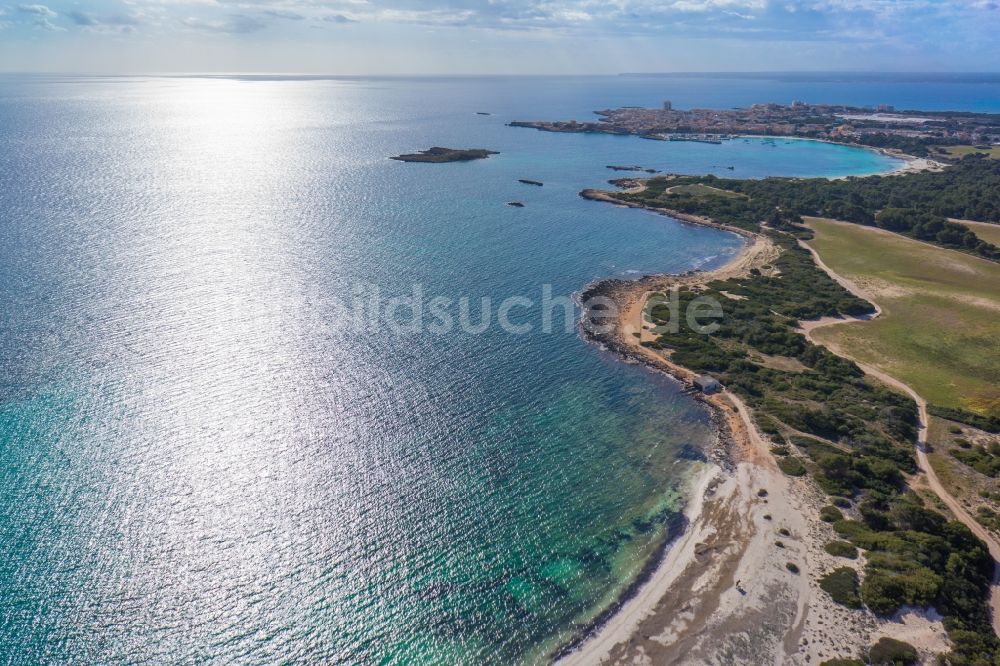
[390,147,498,163]
[561,155,1000,664]
[511,101,1000,158]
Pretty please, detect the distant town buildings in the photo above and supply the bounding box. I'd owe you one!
[511,101,1000,146]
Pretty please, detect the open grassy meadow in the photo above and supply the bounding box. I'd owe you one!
[954,219,1000,247]
[665,182,748,199]
[804,217,1000,419]
[937,144,1000,160]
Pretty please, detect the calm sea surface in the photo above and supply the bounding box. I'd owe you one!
[0,73,993,664]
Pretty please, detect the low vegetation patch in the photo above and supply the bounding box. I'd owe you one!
[777,456,807,476]
[950,440,1000,477]
[975,506,1000,532]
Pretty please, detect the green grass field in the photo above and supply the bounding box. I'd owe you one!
[665,183,747,199]
[937,144,1000,159]
[804,217,1000,418]
[955,219,1000,247]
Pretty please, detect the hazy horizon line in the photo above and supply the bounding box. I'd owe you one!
[3,70,1000,80]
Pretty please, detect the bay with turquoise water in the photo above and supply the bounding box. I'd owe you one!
[0,74,994,664]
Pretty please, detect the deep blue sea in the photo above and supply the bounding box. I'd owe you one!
[0,73,996,664]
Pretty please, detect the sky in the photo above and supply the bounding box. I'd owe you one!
[0,0,998,74]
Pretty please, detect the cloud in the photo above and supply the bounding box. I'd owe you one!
[321,13,357,23]
[263,9,305,20]
[36,16,64,30]
[667,0,767,12]
[68,10,98,25]
[181,13,267,32]
[16,3,70,30]
[17,3,56,17]
[14,0,1000,46]
[66,9,142,33]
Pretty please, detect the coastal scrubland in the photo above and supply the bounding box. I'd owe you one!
[639,234,996,664]
[589,160,1000,663]
[926,417,1000,543]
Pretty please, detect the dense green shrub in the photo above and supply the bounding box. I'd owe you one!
[861,555,942,616]
[820,505,844,522]
[928,404,1000,433]
[820,567,862,608]
[867,637,917,665]
[824,540,858,559]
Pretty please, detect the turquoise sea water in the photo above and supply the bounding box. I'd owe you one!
[0,74,975,663]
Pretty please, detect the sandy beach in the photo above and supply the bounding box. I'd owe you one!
[738,136,947,177]
[562,201,952,664]
[869,146,948,175]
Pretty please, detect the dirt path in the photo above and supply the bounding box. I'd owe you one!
[799,238,1000,637]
